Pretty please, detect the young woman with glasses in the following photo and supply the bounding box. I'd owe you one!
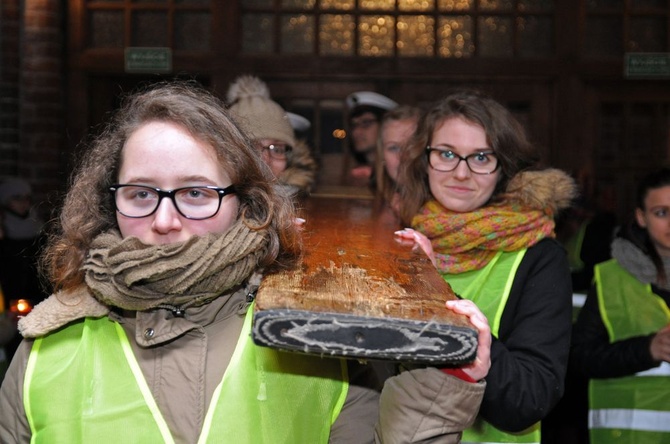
[395,88,577,444]
[0,82,492,443]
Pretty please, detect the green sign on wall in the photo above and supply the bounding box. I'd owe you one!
[125,47,172,73]
[624,53,670,78]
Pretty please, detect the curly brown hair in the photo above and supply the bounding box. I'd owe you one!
[397,89,541,226]
[42,81,301,291]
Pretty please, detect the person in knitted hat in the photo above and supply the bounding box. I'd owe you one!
[227,76,317,196]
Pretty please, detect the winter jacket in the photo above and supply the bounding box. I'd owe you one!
[278,139,318,196]
[474,238,573,432]
[571,267,668,380]
[581,259,670,444]
[0,279,485,444]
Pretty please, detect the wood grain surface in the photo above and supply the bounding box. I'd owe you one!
[253,196,478,365]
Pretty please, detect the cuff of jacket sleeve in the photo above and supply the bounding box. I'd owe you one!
[441,367,477,383]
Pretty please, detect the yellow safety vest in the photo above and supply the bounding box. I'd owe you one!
[24,304,348,443]
[446,250,541,444]
[590,259,670,444]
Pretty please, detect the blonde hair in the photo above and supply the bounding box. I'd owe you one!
[375,105,422,204]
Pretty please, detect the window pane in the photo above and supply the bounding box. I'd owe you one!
[359,15,395,56]
[597,103,623,165]
[241,0,273,7]
[89,10,124,48]
[438,15,473,57]
[399,0,435,11]
[438,0,473,11]
[175,12,211,50]
[584,17,621,57]
[479,0,513,11]
[320,14,355,55]
[360,0,394,10]
[630,0,666,8]
[132,11,168,47]
[320,0,355,9]
[629,104,656,163]
[586,0,623,10]
[629,17,666,52]
[518,16,553,57]
[398,15,435,56]
[281,14,314,54]
[282,0,317,7]
[242,13,274,53]
[478,16,513,57]
[518,0,555,11]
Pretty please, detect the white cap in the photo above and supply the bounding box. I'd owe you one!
[287,112,311,132]
[346,91,398,111]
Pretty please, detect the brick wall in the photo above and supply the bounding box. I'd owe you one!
[0,0,20,178]
[1,0,65,219]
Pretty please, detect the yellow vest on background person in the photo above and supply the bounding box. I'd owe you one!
[446,250,541,444]
[25,304,348,443]
[589,259,670,444]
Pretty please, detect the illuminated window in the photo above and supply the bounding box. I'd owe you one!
[240,0,556,58]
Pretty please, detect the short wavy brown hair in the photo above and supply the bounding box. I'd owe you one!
[42,81,301,291]
[397,89,541,225]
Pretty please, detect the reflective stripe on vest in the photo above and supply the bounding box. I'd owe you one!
[25,305,348,443]
[589,259,670,444]
[447,250,540,444]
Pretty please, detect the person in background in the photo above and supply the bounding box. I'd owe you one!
[345,91,398,186]
[375,105,422,214]
[0,178,49,372]
[0,81,492,444]
[227,75,318,197]
[556,167,618,294]
[0,178,48,305]
[395,88,577,443]
[570,167,670,444]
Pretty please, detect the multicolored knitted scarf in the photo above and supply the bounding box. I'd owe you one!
[412,199,555,274]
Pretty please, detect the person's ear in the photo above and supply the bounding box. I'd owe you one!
[635,208,647,228]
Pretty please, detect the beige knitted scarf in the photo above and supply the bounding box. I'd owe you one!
[19,220,269,337]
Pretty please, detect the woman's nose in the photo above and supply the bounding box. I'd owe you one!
[151,197,183,233]
[452,159,472,179]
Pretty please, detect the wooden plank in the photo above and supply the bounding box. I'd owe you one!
[253,196,478,365]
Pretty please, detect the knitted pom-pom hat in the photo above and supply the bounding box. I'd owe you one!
[227,75,296,147]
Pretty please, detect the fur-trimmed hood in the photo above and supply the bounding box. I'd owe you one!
[503,168,578,215]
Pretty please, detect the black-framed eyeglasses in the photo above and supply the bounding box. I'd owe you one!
[257,143,292,160]
[426,147,499,175]
[109,184,237,220]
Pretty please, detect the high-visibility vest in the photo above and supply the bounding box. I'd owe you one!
[446,250,541,444]
[24,304,348,443]
[564,220,588,273]
[589,259,670,444]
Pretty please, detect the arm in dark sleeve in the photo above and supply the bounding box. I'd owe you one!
[478,239,572,432]
[570,286,657,379]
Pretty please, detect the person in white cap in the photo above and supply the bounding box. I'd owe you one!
[345,91,398,185]
[227,76,317,196]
